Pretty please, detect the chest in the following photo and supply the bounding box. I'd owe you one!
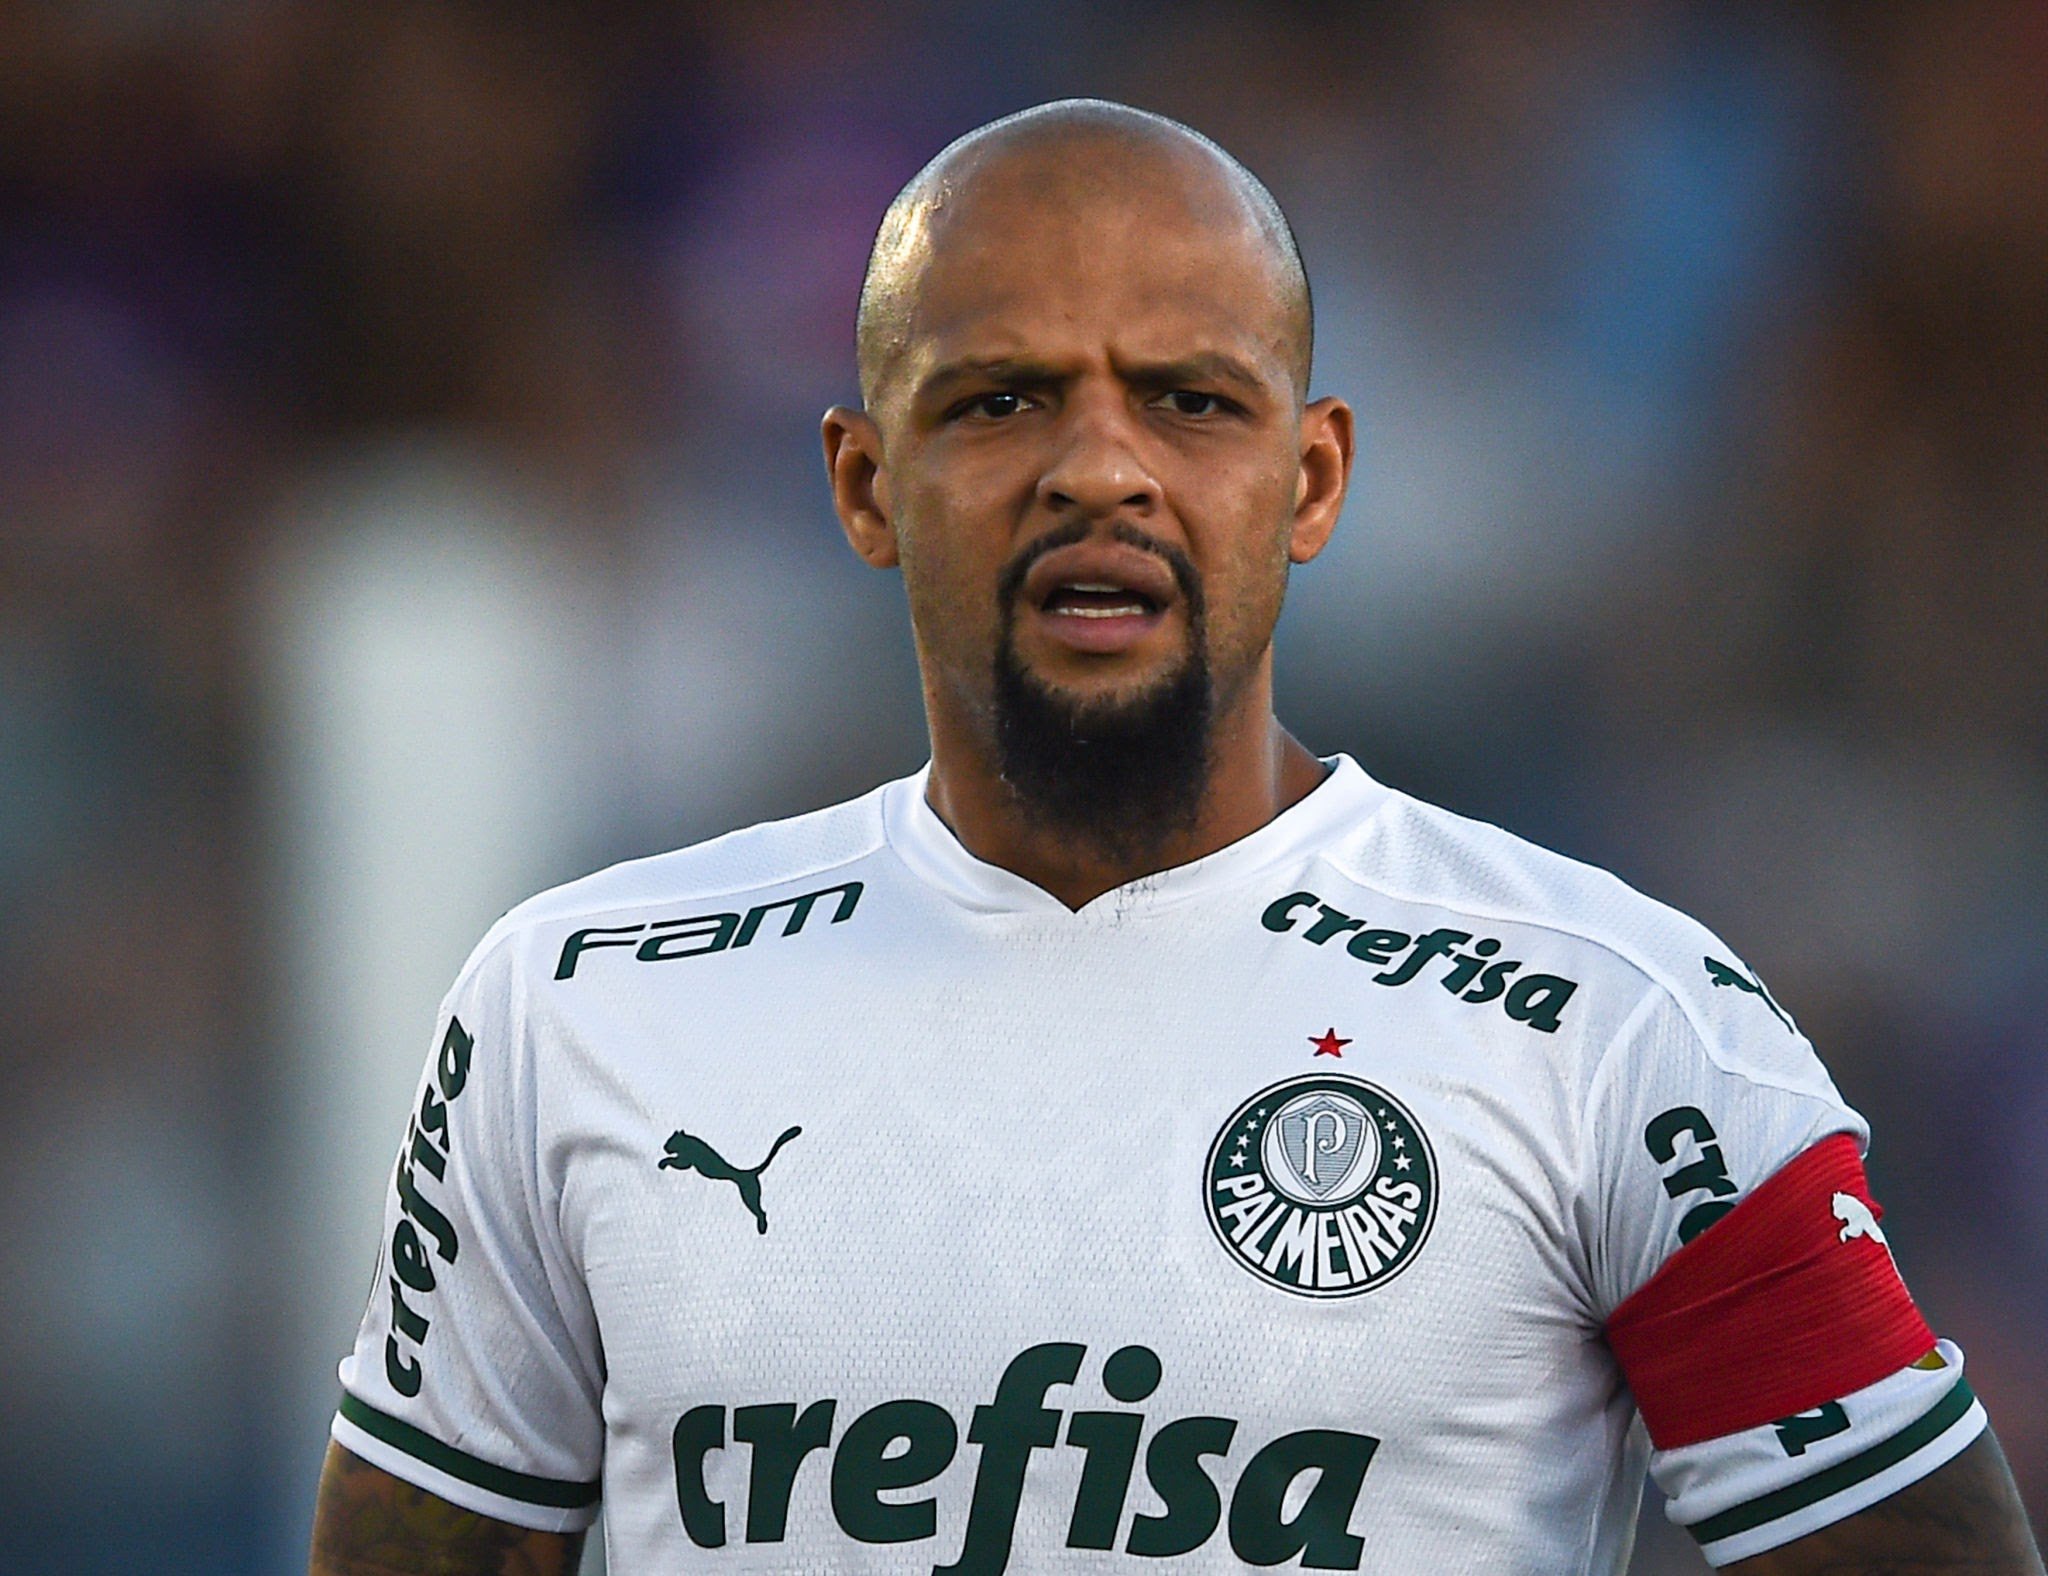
[541,912,1616,1558]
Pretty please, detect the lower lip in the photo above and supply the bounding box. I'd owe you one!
[1028,603,1169,655]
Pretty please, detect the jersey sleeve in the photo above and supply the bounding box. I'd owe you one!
[1583,954,1984,1565]
[331,930,604,1531]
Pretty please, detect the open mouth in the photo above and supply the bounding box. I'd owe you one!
[1012,538,1185,657]
[1041,581,1163,620]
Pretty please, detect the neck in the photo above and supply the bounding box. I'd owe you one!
[922,676,1328,910]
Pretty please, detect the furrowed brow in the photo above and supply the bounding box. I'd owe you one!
[915,357,1066,405]
[1120,352,1268,396]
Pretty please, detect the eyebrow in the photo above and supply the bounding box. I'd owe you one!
[1120,352,1267,394]
[914,357,1064,404]
[913,350,1271,405]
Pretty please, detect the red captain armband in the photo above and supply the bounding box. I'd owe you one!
[1605,1134,1934,1450]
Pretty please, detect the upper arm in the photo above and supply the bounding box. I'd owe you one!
[310,1441,588,1576]
[1726,1428,2044,1575]
[1585,964,1999,1563]
[329,935,603,1537]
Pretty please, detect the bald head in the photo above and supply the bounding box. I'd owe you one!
[855,99,1313,409]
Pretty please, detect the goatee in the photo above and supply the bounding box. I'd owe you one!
[991,526,1214,866]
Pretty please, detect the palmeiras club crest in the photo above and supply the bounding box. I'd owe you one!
[1205,1074,1437,1298]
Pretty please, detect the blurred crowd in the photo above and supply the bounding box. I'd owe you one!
[0,3,2041,1571]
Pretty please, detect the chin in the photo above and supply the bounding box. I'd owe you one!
[1014,629,1191,701]
[1028,660,1183,717]
[991,635,1214,860]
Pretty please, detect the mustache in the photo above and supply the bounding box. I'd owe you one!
[995,519,1203,614]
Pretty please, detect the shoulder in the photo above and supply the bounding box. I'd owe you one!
[1316,779,1828,1090]
[461,780,897,989]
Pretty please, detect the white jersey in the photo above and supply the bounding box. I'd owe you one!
[334,757,1982,1572]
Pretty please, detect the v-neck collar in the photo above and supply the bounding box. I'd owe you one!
[882,754,1387,919]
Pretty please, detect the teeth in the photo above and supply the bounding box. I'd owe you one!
[1044,580,1153,619]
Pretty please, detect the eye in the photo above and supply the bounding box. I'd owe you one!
[1156,390,1228,418]
[952,391,1033,422]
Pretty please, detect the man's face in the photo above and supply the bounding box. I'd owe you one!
[871,157,1312,742]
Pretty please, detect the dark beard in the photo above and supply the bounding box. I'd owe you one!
[991,524,1214,866]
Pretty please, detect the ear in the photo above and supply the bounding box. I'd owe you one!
[1288,396,1354,565]
[822,406,897,568]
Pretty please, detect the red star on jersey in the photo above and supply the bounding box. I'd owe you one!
[1310,1027,1351,1058]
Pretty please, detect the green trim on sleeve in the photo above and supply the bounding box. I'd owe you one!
[338,1393,600,1510]
[1688,1376,1976,1546]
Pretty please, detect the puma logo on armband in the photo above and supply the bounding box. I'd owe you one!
[1832,1190,1886,1246]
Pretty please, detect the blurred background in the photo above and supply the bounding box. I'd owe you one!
[0,1,2042,1571]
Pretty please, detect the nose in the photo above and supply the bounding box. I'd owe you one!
[1036,395,1160,519]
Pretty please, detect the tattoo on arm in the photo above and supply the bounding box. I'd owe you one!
[1729,1429,2045,1575]
[310,1442,588,1576]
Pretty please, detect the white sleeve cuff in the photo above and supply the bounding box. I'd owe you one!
[1654,1340,1984,1566]
[332,1393,600,1535]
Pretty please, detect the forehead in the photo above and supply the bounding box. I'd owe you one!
[894,157,1297,390]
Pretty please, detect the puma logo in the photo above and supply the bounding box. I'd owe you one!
[1704,956,1795,1033]
[1833,1191,1886,1247]
[658,1125,802,1234]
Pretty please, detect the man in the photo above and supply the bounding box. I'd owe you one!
[310,101,2042,1574]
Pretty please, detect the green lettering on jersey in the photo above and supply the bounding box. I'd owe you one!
[831,1400,955,1544]
[666,1342,1384,1571]
[556,881,865,978]
[380,1015,478,1397]
[736,1400,835,1543]
[1773,1402,1851,1458]
[1261,890,1580,1032]
[1228,1428,1379,1569]
[1127,1415,1237,1557]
